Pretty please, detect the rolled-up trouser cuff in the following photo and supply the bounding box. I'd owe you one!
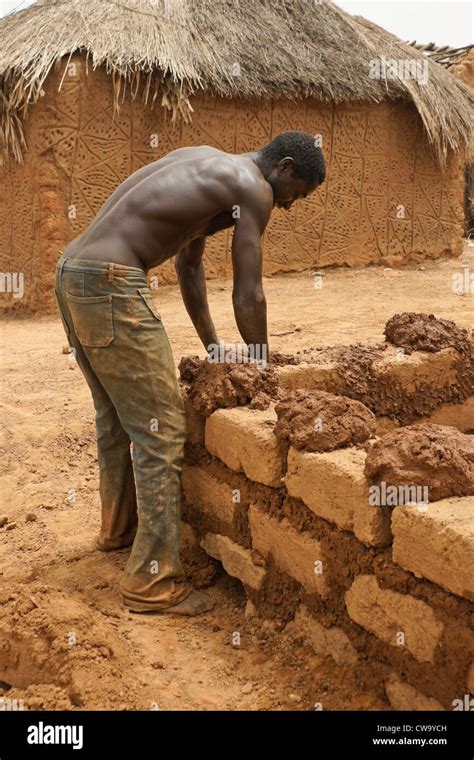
[96,526,137,552]
[119,572,193,612]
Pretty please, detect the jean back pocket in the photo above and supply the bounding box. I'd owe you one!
[66,293,114,347]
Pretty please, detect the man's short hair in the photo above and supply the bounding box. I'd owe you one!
[260,131,326,185]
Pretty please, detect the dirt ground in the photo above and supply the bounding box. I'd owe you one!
[0,244,473,711]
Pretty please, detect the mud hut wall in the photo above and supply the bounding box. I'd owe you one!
[0,54,465,311]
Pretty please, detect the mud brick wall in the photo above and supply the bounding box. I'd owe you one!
[179,339,474,711]
[0,52,466,312]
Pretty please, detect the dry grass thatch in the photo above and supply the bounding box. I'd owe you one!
[0,0,473,164]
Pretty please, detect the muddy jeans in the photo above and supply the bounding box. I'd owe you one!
[54,254,192,611]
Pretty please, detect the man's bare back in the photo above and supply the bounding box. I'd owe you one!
[65,146,271,270]
[64,134,325,355]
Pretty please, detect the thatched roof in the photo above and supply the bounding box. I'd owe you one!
[1,0,473,164]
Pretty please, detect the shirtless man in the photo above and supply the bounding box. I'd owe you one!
[55,131,326,616]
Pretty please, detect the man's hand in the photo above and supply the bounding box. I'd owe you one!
[206,341,268,366]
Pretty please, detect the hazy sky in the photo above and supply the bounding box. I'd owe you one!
[0,0,472,47]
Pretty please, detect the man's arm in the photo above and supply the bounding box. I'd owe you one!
[174,237,219,352]
[231,185,273,356]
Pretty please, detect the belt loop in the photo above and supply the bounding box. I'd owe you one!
[58,254,66,276]
[108,263,114,283]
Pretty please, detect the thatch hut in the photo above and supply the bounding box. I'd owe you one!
[1,0,472,312]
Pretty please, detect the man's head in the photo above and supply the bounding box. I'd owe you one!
[257,131,326,210]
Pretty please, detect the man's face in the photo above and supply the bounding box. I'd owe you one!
[273,176,319,210]
[270,158,319,210]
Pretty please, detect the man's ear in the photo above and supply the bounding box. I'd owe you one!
[278,156,294,176]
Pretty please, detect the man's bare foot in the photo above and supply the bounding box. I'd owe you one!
[95,533,136,552]
[124,589,215,616]
[162,590,215,616]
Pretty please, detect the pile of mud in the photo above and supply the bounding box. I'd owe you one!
[385,312,470,355]
[178,356,281,416]
[365,423,474,502]
[274,390,376,452]
[324,312,472,422]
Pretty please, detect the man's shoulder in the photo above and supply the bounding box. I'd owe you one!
[221,155,272,206]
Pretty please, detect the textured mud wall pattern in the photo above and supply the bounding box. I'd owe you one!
[0,54,465,311]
